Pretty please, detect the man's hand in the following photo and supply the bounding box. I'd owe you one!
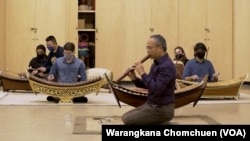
[191,75,199,81]
[31,70,38,75]
[211,72,220,82]
[37,67,46,73]
[37,72,48,78]
[51,57,56,63]
[127,66,137,81]
[135,62,145,76]
[47,74,55,81]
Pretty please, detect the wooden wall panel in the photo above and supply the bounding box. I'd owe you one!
[151,0,178,60]
[3,0,250,82]
[207,0,233,80]
[65,0,78,49]
[95,0,124,80]
[178,0,207,60]
[0,0,5,71]
[234,0,250,81]
[35,0,66,47]
[124,0,152,80]
[5,0,67,72]
[179,0,233,80]
[5,0,36,72]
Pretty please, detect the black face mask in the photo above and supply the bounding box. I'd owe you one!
[37,54,45,59]
[196,52,205,59]
[175,54,183,60]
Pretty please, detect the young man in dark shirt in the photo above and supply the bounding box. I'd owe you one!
[32,35,64,78]
[28,44,48,71]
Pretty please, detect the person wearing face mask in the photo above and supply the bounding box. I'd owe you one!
[173,46,189,79]
[18,44,48,78]
[33,35,64,77]
[182,42,219,82]
[28,44,48,71]
[47,42,88,103]
[173,46,189,65]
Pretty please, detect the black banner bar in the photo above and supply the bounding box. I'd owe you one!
[102,125,250,140]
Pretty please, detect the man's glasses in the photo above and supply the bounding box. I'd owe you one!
[146,45,160,50]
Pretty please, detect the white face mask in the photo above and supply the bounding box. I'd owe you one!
[64,54,74,62]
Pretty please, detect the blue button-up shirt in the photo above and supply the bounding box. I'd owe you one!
[48,56,87,83]
[133,54,176,105]
[182,58,215,82]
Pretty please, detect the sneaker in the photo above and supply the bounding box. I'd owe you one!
[73,96,88,103]
[47,96,60,103]
[47,96,56,101]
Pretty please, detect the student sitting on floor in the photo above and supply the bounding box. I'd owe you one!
[47,42,88,103]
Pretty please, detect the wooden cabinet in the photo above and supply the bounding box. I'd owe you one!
[96,0,150,80]
[178,0,207,57]
[206,0,233,80]
[0,0,5,71]
[123,0,179,80]
[234,0,250,81]
[66,0,78,49]
[151,0,178,59]
[124,0,152,77]
[35,0,67,44]
[78,0,96,68]
[5,0,36,72]
[85,0,243,81]
[5,0,67,72]
[96,0,179,81]
[2,0,250,82]
[93,0,153,80]
[97,0,154,80]
[178,0,233,80]
[95,0,124,80]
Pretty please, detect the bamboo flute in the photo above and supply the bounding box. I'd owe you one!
[115,54,150,83]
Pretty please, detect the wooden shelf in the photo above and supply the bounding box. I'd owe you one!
[78,10,95,13]
[78,29,95,32]
[78,1,96,68]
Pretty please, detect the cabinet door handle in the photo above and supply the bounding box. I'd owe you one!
[30,27,37,31]
[149,28,154,32]
[205,28,210,33]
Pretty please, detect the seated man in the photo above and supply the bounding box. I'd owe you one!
[182,42,219,82]
[47,42,88,103]
[18,44,48,78]
[32,35,64,78]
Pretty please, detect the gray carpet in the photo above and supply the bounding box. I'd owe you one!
[72,115,220,134]
[73,116,122,134]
